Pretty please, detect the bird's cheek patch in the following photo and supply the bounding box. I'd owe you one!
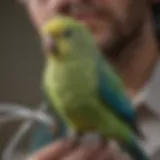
[60,40,72,57]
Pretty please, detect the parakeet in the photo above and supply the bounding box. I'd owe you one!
[41,15,149,160]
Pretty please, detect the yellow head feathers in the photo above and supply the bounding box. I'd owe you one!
[42,15,82,36]
[41,15,97,60]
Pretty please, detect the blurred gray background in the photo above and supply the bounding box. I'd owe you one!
[0,0,160,159]
[0,0,43,105]
[0,0,43,156]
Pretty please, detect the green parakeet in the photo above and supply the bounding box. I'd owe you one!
[41,16,149,160]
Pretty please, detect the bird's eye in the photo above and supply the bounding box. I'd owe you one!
[63,29,73,38]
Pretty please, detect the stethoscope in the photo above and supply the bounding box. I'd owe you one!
[0,84,149,160]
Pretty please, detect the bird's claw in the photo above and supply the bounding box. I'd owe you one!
[71,132,84,147]
[51,120,60,136]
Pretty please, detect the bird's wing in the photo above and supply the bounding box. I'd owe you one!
[97,57,136,124]
[96,56,145,138]
[96,58,145,138]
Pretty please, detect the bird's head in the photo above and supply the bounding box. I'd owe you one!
[41,15,97,61]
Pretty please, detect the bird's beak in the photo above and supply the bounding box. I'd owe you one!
[43,34,58,55]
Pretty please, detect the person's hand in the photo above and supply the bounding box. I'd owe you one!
[28,138,131,160]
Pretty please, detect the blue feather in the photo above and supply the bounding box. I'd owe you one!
[29,90,68,153]
[97,58,136,124]
[29,115,68,153]
[122,137,150,160]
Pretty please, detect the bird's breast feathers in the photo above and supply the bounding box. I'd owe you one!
[43,59,97,109]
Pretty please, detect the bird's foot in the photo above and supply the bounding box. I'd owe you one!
[51,120,60,136]
[100,135,107,149]
[72,132,84,148]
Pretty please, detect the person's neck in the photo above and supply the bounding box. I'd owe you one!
[111,12,159,98]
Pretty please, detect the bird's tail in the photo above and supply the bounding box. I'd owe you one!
[121,139,150,160]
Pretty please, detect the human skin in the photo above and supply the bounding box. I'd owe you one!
[28,139,130,160]
[19,0,159,160]
[22,0,159,97]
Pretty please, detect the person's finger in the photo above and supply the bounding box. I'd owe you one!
[111,152,131,160]
[98,141,131,160]
[119,153,132,160]
[28,139,75,160]
[62,145,101,160]
[97,140,121,160]
[106,140,121,159]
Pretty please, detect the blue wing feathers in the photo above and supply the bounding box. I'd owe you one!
[97,59,136,124]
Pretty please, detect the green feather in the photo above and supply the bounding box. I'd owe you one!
[42,16,149,160]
